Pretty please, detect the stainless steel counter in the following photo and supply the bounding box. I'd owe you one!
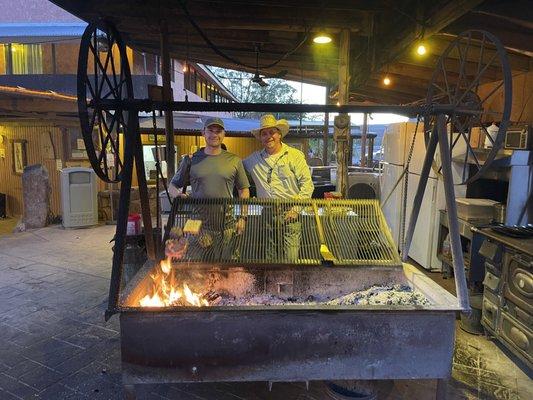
[473,227,533,257]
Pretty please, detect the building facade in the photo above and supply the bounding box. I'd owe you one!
[0,0,237,219]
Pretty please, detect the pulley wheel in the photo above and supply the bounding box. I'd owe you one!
[77,22,134,183]
[425,30,512,184]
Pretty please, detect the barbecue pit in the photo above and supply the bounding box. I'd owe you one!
[115,197,459,390]
[70,20,512,399]
[118,261,459,384]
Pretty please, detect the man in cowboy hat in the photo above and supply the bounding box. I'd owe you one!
[244,114,314,261]
[168,117,249,259]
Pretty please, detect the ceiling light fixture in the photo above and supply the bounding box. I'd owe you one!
[313,33,332,44]
[416,43,427,55]
[383,76,391,86]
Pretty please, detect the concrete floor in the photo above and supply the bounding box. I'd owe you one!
[0,223,531,399]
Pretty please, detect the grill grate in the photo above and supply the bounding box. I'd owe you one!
[164,198,401,267]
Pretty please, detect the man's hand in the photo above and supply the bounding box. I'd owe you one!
[236,217,246,235]
[168,184,189,199]
[168,184,179,198]
[284,209,299,222]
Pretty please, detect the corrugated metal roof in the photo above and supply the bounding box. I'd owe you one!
[139,113,258,134]
[0,23,87,43]
[139,113,383,137]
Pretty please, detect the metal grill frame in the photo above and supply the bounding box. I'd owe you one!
[163,198,402,267]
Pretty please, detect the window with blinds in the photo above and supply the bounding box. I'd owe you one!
[2,43,43,74]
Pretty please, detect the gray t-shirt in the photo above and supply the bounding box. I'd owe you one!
[171,150,249,198]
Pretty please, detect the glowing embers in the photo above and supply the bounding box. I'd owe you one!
[139,258,209,307]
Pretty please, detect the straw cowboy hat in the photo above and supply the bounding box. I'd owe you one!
[251,114,290,139]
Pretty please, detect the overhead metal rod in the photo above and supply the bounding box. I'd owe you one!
[95,100,479,117]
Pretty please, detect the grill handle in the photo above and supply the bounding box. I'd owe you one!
[312,203,336,263]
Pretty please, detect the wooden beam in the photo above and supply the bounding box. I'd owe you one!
[336,28,351,198]
[429,36,532,71]
[349,87,421,104]
[338,29,351,105]
[70,1,369,33]
[128,45,340,83]
[182,0,385,12]
[126,32,318,54]
[397,54,505,83]
[474,1,533,29]
[351,0,485,88]
[0,98,77,114]
[444,13,533,55]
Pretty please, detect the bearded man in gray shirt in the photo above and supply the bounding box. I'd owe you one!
[168,117,249,259]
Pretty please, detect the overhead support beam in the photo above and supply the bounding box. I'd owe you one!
[444,13,533,55]
[384,0,485,63]
[188,18,364,33]
[350,0,485,90]
[184,0,385,12]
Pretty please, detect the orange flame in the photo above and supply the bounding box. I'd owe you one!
[139,259,208,307]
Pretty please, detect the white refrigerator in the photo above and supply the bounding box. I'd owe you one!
[380,122,466,270]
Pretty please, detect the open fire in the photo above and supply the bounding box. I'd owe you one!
[136,260,431,308]
[139,259,209,307]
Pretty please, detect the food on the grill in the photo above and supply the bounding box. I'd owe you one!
[165,237,189,259]
[198,232,213,248]
[169,226,183,239]
[183,219,202,235]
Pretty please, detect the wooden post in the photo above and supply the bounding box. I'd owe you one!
[335,29,351,197]
[338,29,350,105]
[160,21,175,179]
[361,113,368,167]
[322,85,329,165]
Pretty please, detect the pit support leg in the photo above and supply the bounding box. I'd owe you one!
[436,114,469,310]
[106,125,135,320]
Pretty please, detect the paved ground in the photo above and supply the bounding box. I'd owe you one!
[0,223,531,399]
[0,217,17,236]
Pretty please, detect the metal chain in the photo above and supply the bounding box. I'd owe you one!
[399,115,421,256]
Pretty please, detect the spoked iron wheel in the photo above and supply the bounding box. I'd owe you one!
[77,22,133,183]
[425,30,512,185]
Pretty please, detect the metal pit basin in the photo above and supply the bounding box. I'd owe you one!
[118,262,459,384]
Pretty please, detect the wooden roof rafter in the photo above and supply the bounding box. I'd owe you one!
[48,0,532,104]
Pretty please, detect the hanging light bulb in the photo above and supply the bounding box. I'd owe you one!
[416,43,427,55]
[383,76,391,86]
[182,63,188,73]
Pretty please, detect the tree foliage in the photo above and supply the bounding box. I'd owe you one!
[209,66,305,120]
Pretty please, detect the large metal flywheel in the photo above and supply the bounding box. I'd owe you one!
[425,30,512,184]
[77,21,134,183]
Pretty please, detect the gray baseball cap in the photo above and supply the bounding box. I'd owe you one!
[204,117,225,129]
